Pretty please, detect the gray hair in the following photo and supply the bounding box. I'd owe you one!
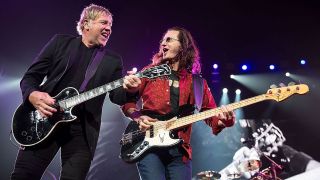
[76,4,113,35]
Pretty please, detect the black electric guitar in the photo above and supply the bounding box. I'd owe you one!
[120,84,309,163]
[12,64,171,147]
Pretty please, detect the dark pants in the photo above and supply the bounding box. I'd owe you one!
[11,122,92,180]
[137,146,192,180]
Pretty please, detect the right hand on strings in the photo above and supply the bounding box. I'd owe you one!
[28,91,57,118]
[134,115,158,132]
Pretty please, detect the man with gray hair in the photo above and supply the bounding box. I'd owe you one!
[11,4,140,180]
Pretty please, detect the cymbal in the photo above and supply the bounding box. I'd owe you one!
[196,170,221,180]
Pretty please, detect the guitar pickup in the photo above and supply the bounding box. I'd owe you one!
[120,133,133,145]
[150,125,154,137]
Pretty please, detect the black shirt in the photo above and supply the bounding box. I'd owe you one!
[52,42,97,123]
[52,42,96,95]
[169,70,180,116]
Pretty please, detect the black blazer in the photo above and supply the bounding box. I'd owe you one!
[20,34,126,156]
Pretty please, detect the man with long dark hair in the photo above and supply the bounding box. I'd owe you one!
[122,27,236,180]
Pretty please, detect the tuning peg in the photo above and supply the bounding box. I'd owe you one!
[288,82,296,86]
[270,84,277,89]
[279,83,285,87]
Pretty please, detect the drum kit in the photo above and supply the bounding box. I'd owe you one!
[195,122,286,180]
[195,152,263,180]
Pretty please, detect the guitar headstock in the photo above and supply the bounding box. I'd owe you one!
[138,64,171,79]
[265,84,309,102]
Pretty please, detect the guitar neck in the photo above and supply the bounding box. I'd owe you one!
[167,94,270,130]
[62,72,143,108]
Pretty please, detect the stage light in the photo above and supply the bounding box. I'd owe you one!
[0,77,20,94]
[269,65,275,70]
[132,67,138,73]
[234,89,243,119]
[213,64,218,69]
[241,64,248,71]
[230,74,235,79]
[222,88,228,93]
[220,88,230,105]
[285,72,290,77]
[300,59,306,65]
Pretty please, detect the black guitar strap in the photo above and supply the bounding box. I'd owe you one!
[192,74,204,113]
[79,47,107,92]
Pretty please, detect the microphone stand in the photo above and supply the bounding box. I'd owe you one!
[255,147,283,180]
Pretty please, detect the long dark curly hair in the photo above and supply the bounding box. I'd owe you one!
[152,27,201,74]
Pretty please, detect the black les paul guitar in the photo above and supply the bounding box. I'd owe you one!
[120,84,309,163]
[12,64,171,147]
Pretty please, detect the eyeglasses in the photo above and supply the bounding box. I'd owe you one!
[160,37,180,44]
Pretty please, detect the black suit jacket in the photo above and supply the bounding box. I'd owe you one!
[20,34,126,156]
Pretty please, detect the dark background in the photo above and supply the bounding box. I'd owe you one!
[1,0,319,179]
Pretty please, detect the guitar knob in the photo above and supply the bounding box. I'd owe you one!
[21,131,27,136]
[143,141,149,146]
[37,132,42,137]
[139,145,144,150]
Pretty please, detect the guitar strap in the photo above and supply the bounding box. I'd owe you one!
[79,47,107,92]
[192,74,204,113]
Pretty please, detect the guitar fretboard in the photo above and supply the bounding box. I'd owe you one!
[59,72,142,109]
[166,94,270,130]
[56,64,172,109]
